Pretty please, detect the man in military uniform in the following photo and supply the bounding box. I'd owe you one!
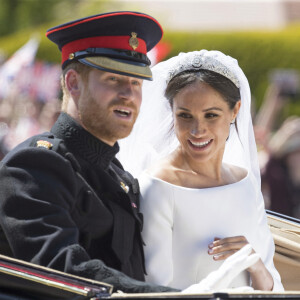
[0,11,176,293]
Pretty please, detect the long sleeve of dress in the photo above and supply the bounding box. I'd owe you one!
[139,173,175,287]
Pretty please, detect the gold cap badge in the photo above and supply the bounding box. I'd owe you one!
[129,32,139,50]
[36,140,53,149]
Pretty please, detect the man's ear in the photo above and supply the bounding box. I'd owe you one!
[65,69,82,99]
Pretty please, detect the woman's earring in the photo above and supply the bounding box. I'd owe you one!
[230,119,235,125]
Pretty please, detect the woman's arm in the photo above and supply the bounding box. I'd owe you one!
[207,188,284,291]
[207,236,274,290]
[139,174,175,287]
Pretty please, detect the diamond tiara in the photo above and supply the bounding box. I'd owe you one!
[167,52,240,89]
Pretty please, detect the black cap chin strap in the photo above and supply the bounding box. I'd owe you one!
[70,48,151,65]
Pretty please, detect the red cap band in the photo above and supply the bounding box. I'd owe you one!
[61,36,147,65]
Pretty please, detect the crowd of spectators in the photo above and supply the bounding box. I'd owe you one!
[0,93,61,160]
[254,70,300,219]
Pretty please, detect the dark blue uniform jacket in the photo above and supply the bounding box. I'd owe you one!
[0,113,176,293]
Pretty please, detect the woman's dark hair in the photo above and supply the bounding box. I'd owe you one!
[165,69,241,135]
[165,69,240,110]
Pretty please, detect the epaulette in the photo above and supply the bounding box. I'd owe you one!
[29,133,62,152]
[29,133,82,174]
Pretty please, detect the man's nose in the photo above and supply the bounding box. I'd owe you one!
[119,82,135,101]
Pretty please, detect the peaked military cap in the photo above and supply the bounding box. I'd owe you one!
[46,11,163,80]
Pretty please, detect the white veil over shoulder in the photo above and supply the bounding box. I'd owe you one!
[118,50,261,188]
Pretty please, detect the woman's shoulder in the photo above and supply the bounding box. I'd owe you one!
[224,163,248,183]
[145,157,181,185]
[139,159,177,209]
[143,158,248,188]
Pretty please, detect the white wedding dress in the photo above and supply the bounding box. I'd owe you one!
[139,171,283,291]
[118,50,284,291]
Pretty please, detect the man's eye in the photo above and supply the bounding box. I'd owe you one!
[132,80,142,86]
[109,76,118,81]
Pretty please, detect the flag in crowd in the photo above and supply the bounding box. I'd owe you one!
[148,41,172,66]
[0,37,61,102]
[0,37,39,98]
[15,61,61,102]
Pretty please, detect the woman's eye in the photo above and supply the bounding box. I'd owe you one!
[205,113,218,119]
[178,113,192,119]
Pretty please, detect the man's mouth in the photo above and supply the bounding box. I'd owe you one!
[114,109,132,118]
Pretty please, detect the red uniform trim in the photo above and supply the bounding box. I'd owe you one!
[46,12,163,36]
[61,36,147,64]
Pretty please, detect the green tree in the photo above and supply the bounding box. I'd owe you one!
[0,0,84,37]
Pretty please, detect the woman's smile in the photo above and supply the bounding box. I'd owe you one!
[188,139,213,151]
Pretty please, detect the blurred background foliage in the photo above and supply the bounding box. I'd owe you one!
[0,0,300,119]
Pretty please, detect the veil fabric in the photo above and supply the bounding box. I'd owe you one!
[118,49,261,191]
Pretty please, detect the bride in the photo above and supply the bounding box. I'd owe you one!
[118,50,283,291]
